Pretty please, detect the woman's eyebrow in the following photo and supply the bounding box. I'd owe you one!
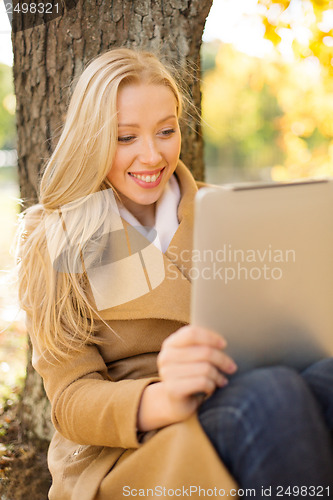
[118,114,177,128]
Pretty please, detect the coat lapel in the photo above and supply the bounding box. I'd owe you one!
[93,161,198,325]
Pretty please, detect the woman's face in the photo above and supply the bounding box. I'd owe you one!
[107,83,181,222]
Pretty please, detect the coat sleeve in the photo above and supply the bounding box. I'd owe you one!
[28,317,159,449]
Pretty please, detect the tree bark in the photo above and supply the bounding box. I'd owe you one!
[12,0,213,441]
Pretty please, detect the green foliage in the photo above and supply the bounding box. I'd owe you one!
[0,63,16,149]
[201,41,219,74]
[0,179,24,415]
[201,0,333,180]
[202,43,284,174]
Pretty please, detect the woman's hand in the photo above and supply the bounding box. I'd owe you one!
[137,325,237,432]
[157,325,237,417]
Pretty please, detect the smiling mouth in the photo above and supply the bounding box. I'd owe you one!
[128,167,165,183]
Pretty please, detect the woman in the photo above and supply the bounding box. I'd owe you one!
[17,48,333,499]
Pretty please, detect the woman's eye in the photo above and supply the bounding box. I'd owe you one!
[160,129,176,137]
[118,136,135,143]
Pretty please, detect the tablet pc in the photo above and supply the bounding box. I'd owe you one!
[191,179,333,372]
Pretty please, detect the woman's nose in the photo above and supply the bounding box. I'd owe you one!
[139,138,163,166]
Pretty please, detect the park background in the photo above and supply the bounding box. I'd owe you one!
[1,0,333,466]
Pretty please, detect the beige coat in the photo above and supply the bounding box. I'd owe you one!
[30,161,239,499]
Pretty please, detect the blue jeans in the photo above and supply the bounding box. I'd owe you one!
[198,359,333,499]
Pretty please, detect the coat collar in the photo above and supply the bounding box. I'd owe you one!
[92,161,198,324]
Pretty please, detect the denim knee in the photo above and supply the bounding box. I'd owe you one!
[302,357,333,429]
[198,365,331,460]
[234,365,317,417]
[198,365,333,488]
[199,365,319,422]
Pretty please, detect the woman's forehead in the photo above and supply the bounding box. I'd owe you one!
[117,83,178,124]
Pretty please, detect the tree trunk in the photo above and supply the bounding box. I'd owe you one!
[12,0,213,442]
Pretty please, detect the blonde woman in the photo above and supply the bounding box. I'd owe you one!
[17,48,333,500]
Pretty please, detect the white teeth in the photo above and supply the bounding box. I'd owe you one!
[130,171,161,183]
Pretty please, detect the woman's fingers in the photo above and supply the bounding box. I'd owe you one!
[163,325,227,350]
[160,360,228,386]
[158,325,238,376]
[157,325,238,401]
[163,374,221,400]
[158,344,237,375]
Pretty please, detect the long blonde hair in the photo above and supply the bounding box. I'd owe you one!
[17,48,183,359]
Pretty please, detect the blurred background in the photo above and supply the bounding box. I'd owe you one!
[1,0,333,412]
[0,0,25,422]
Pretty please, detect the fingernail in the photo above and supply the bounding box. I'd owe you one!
[228,361,238,372]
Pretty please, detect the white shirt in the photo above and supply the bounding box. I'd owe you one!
[117,174,181,253]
